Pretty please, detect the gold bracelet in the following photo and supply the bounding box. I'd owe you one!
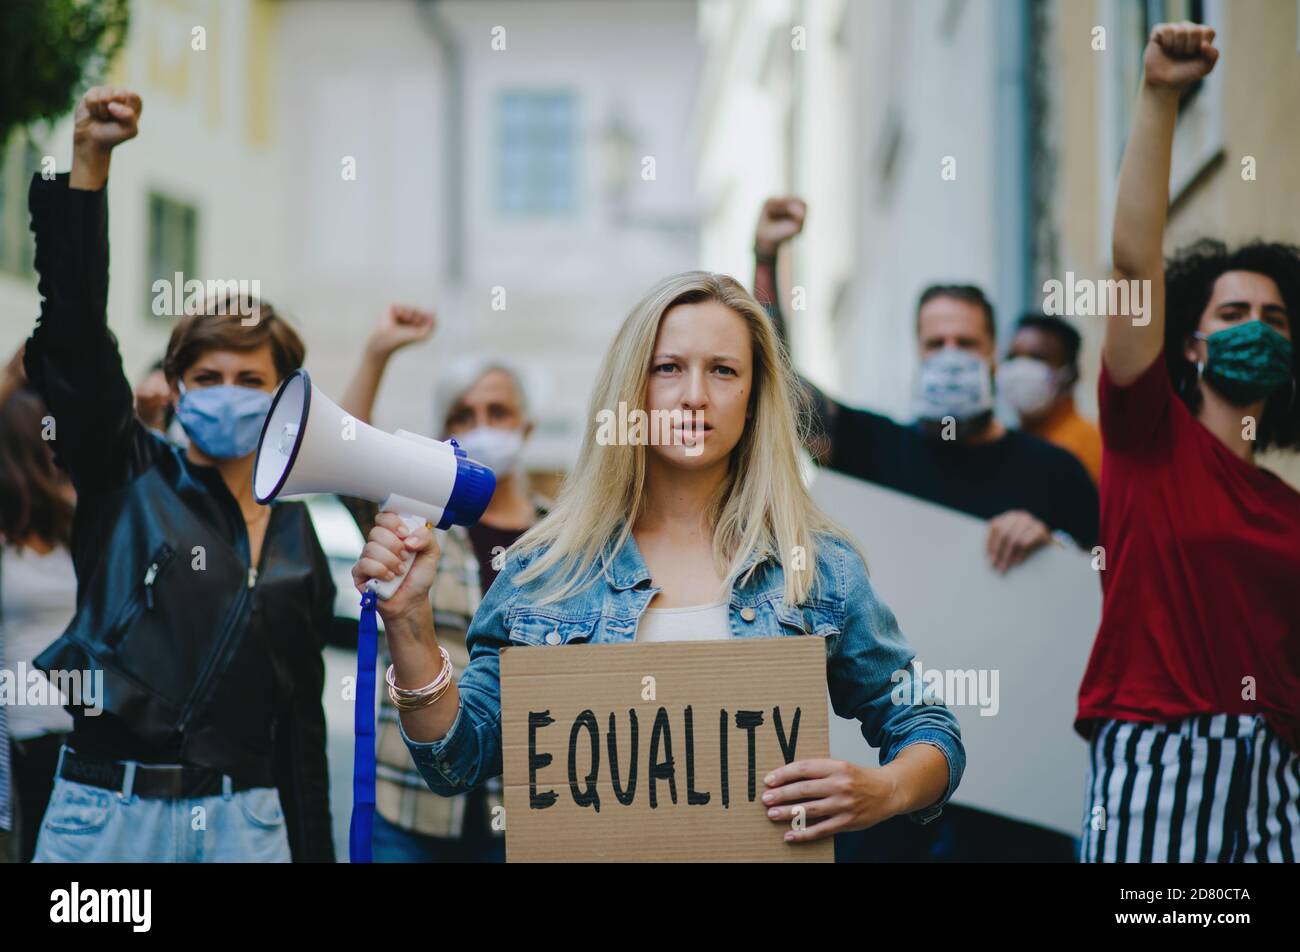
[386,648,453,710]
[387,676,454,711]
[387,647,451,697]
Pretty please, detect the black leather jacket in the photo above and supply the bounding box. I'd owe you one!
[23,173,335,862]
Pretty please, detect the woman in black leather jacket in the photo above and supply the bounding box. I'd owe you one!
[23,87,335,862]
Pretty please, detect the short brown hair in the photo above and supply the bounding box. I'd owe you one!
[915,284,997,343]
[163,293,305,383]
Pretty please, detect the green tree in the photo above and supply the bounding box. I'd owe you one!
[0,0,130,145]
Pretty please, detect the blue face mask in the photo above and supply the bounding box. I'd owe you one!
[175,383,274,459]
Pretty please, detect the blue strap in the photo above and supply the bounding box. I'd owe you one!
[349,589,379,863]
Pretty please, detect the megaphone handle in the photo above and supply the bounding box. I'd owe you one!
[368,512,430,601]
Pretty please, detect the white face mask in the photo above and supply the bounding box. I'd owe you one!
[454,426,524,475]
[914,348,995,422]
[996,357,1067,418]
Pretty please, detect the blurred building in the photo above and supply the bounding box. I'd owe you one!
[1,0,703,478]
[5,0,1299,482]
[273,0,701,473]
[692,0,1300,485]
[694,0,1037,419]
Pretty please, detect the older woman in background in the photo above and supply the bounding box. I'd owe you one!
[341,316,547,862]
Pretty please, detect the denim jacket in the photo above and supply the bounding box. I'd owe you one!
[402,530,965,824]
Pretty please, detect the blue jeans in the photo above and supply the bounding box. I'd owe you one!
[371,811,504,863]
[33,774,292,863]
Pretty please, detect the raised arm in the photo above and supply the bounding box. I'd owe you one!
[753,197,805,350]
[752,197,839,463]
[339,305,436,424]
[23,87,147,495]
[1104,22,1218,385]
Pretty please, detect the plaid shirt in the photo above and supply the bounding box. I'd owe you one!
[338,494,540,837]
[374,522,501,839]
[370,498,547,840]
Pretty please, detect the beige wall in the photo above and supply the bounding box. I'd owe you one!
[1051,0,1102,364]
[1168,2,1300,246]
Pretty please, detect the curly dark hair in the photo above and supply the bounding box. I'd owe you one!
[1164,239,1300,452]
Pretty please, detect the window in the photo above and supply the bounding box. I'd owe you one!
[1110,1,1148,154]
[496,91,577,218]
[146,192,198,316]
[1109,0,1210,170]
[1143,0,1208,110]
[0,135,41,278]
[1097,0,1223,261]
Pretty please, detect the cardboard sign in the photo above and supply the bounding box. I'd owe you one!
[500,637,833,862]
[809,468,1100,836]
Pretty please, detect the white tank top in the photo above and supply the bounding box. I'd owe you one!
[634,600,731,643]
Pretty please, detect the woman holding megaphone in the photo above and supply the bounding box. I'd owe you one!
[339,343,547,863]
[354,272,965,850]
[24,87,335,862]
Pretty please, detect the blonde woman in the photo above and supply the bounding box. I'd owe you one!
[352,272,964,848]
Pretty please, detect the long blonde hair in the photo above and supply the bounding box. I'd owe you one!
[514,271,854,606]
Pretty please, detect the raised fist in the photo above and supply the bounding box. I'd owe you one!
[74,86,143,155]
[754,197,807,257]
[366,304,437,360]
[1144,21,1218,90]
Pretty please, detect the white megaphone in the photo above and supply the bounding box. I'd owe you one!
[253,369,496,599]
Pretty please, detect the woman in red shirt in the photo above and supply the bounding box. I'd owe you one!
[1078,22,1300,863]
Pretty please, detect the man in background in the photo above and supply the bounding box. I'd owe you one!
[998,314,1102,483]
[752,196,1095,861]
[753,197,1098,572]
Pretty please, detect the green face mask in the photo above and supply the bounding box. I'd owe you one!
[1193,320,1294,406]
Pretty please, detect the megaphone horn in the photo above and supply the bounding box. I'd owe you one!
[253,369,496,599]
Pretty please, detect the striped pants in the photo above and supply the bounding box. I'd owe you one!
[1081,714,1299,862]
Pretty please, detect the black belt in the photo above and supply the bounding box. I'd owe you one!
[60,748,262,799]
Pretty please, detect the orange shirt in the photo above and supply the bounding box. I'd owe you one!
[1033,397,1102,484]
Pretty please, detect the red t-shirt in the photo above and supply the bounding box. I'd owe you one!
[1076,356,1300,751]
